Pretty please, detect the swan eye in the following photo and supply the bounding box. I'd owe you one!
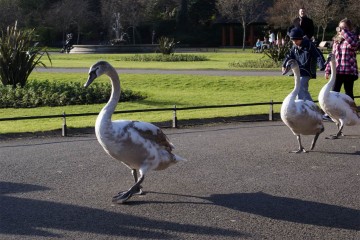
[89,67,99,78]
[88,71,96,80]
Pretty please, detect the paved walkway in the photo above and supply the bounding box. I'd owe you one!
[35,67,281,76]
[1,121,359,239]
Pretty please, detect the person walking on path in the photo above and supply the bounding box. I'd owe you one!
[269,30,276,47]
[290,8,315,39]
[325,18,358,100]
[282,27,325,101]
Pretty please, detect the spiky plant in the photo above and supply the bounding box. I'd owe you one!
[157,36,179,55]
[0,21,51,88]
[263,34,292,64]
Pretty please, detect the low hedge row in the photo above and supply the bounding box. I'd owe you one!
[121,54,208,62]
[229,59,281,68]
[0,80,146,108]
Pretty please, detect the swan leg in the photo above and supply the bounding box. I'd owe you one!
[310,132,321,150]
[334,120,344,138]
[117,169,143,196]
[328,120,344,139]
[310,127,324,150]
[291,135,307,153]
[131,169,144,195]
[113,170,145,204]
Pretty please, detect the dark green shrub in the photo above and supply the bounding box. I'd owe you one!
[0,80,146,108]
[0,22,51,88]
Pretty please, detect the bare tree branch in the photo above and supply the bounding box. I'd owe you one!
[216,0,267,50]
[346,0,360,27]
[310,0,341,41]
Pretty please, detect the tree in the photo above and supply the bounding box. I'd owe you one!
[188,0,217,26]
[101,0,149,44]
[346,0,360,27]
[311,0,341,41]
[177,0,189,30]
[216,0,267,50]
[0,0,22,30]
[45,0,90,45]
[266,0,324,29]
[142,0,180,21]
[18,0,56,28]
[266,0,300,29]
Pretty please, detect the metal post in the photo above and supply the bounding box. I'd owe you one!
[62,112,67,137]
[269,100,274,121]
[172,105,178,128]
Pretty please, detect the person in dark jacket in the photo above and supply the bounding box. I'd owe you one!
[282,27,325,101]
[290,8,315,39]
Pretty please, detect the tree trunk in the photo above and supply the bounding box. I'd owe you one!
[322,26,327,42]
[76,22,80,45]
[316,26,320,40]
[132,26,136,44]
[242,21,246,51]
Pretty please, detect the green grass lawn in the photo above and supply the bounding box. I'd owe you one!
[1,51,359,134]
[43,50,271,70]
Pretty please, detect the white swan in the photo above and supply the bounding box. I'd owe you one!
[84,61,186,203]
[281,59,324,153]
[318,54,360,139]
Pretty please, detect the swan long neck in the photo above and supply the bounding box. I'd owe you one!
[99,66,121,122]
[325,60,336,91]
[290,67,301,100]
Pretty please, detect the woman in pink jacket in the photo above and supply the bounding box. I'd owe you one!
[325,18,359,100]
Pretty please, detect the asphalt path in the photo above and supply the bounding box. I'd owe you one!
[1,121,359,239]
[35,67,281,76]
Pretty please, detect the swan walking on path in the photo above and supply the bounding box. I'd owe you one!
[281,59,324,153]
[84,61,186,204]
[318,54,360,139]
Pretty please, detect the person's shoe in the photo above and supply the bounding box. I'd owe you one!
[288,73,294,76]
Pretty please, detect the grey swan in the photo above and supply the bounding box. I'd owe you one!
[280,59,324,153]
[318,54,360,139]
[84,61,186,203]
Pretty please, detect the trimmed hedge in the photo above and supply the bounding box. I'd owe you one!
[229,59,281,68]
[0,80,146,108]
[121,54,208,62]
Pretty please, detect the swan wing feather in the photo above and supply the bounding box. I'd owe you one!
[282,100,323,135]
[132,121,175,151]
[342,97,360,116]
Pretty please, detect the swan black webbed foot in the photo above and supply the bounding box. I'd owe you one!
[290,135,308,153]
[290,148,307,153]
[116,186,144,197]
[325,135,339,139]
[112,189,138,203]
[113,170,145,204]
[325,131,343,139]
[112,190,133,204]
[112,186,144,204]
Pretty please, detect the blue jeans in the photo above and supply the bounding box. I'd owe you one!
[297,76,313,101]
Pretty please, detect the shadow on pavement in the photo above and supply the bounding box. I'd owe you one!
[0,182,247,238]
[206,192,360,231]
[140,191,360,231]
